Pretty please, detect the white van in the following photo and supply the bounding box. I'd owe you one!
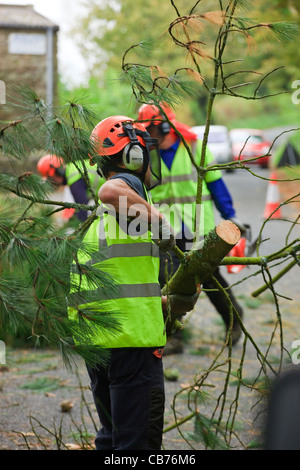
[192,125,233,166]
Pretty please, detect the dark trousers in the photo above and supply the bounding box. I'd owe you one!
[86,347,165,450]
[159,237,243,328]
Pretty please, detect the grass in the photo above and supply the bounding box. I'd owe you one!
[16,363,58,375]
[244,298,263,309]
[230,375,269,393]
[19,376,62,393]
[189,347,211,356]
[247,439,264,449]
[13,351,57,364]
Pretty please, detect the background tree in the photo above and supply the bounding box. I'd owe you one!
[72,0,300,126]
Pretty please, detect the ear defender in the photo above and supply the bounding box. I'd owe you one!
[159,121,171,135]
[54,165,65,178]
[122,143,144,170]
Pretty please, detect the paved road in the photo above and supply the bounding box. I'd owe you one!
[220,166,270,238]
[221,165,299,271]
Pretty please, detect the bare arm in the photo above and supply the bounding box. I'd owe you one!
[98,178,163,223]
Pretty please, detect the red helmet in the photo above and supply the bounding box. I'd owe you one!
[137,103,175,129]
[90,115,162,189]
[91,115,148,157]
[37,154,64,178]
[138,102,198,141]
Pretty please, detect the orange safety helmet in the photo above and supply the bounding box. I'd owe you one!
[138,102,198,141]
[91,115,148,157]
[137,103,174,133]
[90,115,162,189]
[37,154,65,178]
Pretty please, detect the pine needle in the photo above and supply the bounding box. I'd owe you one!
[186,68,205,84]
[235,0,251,10]
[150,65,169,81]
[233,16,257,34]
[185,413,229,450]
[264,21,299,43]
[0,275,34,334]
[200,11,226,26]
[60,99,99,129]
[0,121,36,159]
[61,341,111,371]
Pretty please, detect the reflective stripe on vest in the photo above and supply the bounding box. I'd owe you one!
[156,195,212,205]
[150,140,221,236]
[69,282,162,307]
[95,242,160,260]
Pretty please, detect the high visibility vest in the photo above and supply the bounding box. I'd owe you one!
[150,140,222,237]
[65,162,105,198]
[68,188,166,349]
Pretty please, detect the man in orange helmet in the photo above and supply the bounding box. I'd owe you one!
[37,154,65,185]
[37,154,103,221]
[69,115,199,450]
[138,103,246,350]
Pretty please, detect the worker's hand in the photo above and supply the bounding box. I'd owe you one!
[152,215,176,252]
[169,293,200,314]
[229,217,248,235]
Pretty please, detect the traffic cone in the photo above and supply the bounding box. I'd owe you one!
[61,208,75,219]
[263,172,282,219]
[227,237,246,274]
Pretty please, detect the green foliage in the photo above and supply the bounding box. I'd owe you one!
[0,122,36,160]
[20,377,62,393]
[76,0,187,73]
[59,73,136,118]
[267,21,299,43]
[69,0,299,128]
[212,93,300,129]
[186,413,229,450]
[164,368,180,381]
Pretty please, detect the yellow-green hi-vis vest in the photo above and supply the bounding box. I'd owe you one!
[150,140,222,237]
[68,187,166,349]
[65,162,105,198]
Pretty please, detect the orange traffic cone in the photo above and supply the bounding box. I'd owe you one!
[61,208,75,220]
[227,237,246,274]
[263,172,282,219]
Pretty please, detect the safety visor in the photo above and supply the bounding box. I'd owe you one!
[136,130,161,190]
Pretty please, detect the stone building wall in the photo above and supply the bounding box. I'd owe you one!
[0,28,58,122]
[0,5,59,172]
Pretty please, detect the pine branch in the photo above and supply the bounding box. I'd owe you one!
[263,21,299,43]
[0,120,36,159]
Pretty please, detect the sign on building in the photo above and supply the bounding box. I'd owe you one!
[8,33,47,55]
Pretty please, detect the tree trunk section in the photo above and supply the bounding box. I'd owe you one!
[162,220,241,335]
